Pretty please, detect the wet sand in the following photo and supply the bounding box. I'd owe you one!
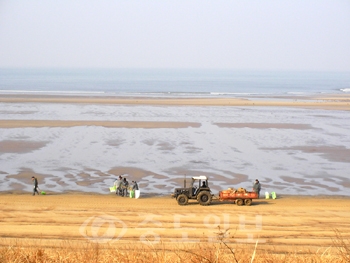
[0,120,201,128]
[0,93,350,196]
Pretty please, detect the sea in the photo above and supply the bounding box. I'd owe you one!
[1,68,350,97]
[1,68,350,196]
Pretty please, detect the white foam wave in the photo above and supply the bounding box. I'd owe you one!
[0,89,105,95]
[340,88,350,93]
[210,92,261,96]
[287,92,305,95]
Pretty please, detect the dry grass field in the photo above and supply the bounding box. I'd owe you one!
[0,193,349,262]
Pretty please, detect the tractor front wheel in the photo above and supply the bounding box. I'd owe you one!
[177,194,189,206]
[197,191,212,206]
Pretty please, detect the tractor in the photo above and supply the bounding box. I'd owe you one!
[171,175,212,206]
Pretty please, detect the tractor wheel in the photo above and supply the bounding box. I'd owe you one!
[177,194,189,206]
[236,199,244,206]
[197,191,212,206]
[244,199,252,206]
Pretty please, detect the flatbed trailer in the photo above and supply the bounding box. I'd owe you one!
[219,190,258,206]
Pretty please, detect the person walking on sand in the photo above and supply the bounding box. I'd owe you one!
[253,179,261,198]
[32,176,39,196]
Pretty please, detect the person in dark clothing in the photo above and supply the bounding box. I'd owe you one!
[253,179,261,198]
[121,178,129,197]
[32,176,39,195]
[132,181,139,190]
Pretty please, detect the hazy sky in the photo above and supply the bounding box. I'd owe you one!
[0,1,349,71]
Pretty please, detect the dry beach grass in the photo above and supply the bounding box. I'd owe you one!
[0,194,349,262]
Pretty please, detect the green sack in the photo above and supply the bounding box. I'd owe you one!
[130,190,135,198]
[271,192,277,199]
[41,191,46,195]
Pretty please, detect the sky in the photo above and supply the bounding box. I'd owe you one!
[0,0,350,71]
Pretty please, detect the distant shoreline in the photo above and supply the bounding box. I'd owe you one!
[1,93,350,110]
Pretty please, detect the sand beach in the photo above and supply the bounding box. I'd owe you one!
[1,93,350,109]
[0,94,350,261]
[0,193,349,259]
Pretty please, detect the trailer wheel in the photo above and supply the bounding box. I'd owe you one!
[197,191,212,206]
[236,199,244,206]
[244,199,252,206]
[177,194,189,206]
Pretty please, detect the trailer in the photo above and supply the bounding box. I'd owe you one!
[219,189,258,206]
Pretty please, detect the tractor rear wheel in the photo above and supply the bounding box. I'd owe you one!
[197,191,212,206]
[177,194,189,206]
[236,199,244,206]
[244,199,252,206]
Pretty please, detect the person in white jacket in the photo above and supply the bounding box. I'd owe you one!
[114,176,123,195]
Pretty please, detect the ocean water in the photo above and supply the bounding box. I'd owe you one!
[1,68,350,96]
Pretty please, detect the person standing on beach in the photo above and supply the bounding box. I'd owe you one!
[253,179,261,198]
[32,176,39,195]
[121,178,129,197]
[114,176,123,195]
[132,181,139,191]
